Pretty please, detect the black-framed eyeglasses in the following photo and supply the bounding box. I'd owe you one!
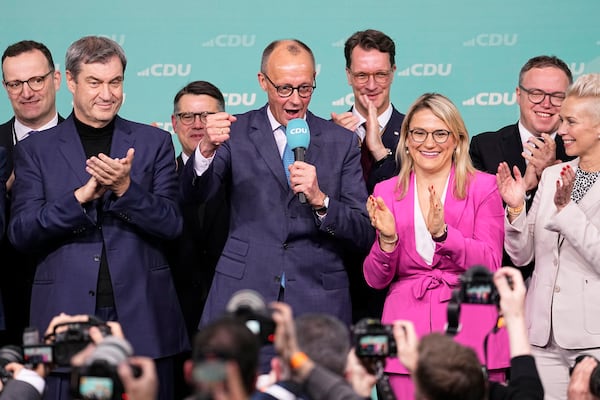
[3,70,54,94]
[176,111,216,126]
[348,69,393,85]
[409,128,452,144]
[519,85,566,107]
[262,73,315,98]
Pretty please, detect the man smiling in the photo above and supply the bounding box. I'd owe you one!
[181,39,374,371]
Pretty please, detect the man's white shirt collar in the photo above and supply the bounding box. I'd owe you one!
[14,113,59,143]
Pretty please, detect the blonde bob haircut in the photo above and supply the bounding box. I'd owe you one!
[395,93,475,199]
[566,73,600,121]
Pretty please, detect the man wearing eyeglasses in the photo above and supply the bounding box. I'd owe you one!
[332,29,404,194]
[469,55,575,278]
[181,39,373,372]
[167,80,230,399]
[0,40,64,348]
[331,29,405,323]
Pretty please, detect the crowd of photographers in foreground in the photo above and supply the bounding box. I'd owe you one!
[0,266,598,400]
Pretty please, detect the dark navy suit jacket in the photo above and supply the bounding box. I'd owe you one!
[363,105,404,194]
[182,105,374,326]
[0,115,64,345]
[8,114,188,358]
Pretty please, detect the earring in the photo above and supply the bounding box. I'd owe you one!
[405,148,409,154]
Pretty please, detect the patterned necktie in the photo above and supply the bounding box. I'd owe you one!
[282,142,294,185]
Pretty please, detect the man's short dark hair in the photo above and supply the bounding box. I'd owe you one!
[344,29,396,69]
[193,316,260,395]
[519,55,573,85]
[295,313,350,376]
[414,333,487,400]
[2,40,55,78]
[173,80,225,114]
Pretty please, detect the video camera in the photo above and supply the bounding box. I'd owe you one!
[70,336,141,400]
[226,289,276,345]
[0,345,24,386]
[23,315,112,367]
[446,265,509,336]
[352,318,397,359]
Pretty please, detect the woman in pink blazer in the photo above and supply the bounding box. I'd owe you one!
[498,73,600,400]
[364,93,509,399]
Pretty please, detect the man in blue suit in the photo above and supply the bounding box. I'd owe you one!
[181,39,374,344]
[331,29,405,322]
[0,40,64,347]
[8,36,187,400]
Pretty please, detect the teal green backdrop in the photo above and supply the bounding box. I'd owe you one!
[2,0,599,154]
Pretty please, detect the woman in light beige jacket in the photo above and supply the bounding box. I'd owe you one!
[497,73,600,400]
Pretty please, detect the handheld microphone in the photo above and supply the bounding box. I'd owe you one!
[285,119,310,203]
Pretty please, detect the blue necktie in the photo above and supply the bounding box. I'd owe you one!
[282,142,294,185]
[280,137,294,291]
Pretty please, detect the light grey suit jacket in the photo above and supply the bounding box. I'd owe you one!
[505,158,600,349]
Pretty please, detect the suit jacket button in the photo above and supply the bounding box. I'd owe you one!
[274,275,281,283]
[88,290,95,296]
[283,243,288,249]
[554,286,560,293]
[93,255,100,262]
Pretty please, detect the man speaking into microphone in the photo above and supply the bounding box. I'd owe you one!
[181,39,373,369]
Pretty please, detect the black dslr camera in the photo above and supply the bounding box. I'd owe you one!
[446,265,507,336]
[570,355,600,397]
[70,336,141,400]
[0,345,24,385]
[42,315,112,367]
[352,318,397,358]
[458,265,500,305]
[226,289,276,345]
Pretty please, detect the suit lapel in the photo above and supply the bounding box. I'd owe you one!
[433,167,467,265]
[502,125,526,174]
[304,112,322,166]
[395,173,428,267]
[57,117,89,185]
[381,107,402,150]
[573,159,600,212]
[248,109,289,192]
[110,117,134,159]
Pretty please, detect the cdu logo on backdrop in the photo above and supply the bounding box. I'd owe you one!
[202,35,256,47]
[331,93,355,107]
[224,93,257,107]
[137,64,192,77]
[397,64,452,77]
[463,34,518,47]
[462,92,517,107]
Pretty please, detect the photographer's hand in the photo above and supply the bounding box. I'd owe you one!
[393,320,419,373]
[270,302,315,382]
[494,267,530,357]
[568,356,598,400]
[345,349,377,397]
[118,356,158,400]
[44,313,90,340]
[5,362,46,395]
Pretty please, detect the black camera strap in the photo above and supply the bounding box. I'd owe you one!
[445,290,462,336]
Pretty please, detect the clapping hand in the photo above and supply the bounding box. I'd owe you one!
[496,162,527,208]
[554,164,575,211]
